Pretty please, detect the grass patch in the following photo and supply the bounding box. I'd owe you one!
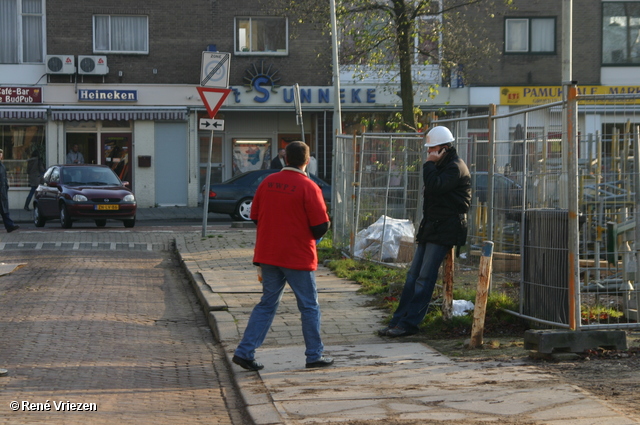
[318,235,528,342]
[581,304,625,324]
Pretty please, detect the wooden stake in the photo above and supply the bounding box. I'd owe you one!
[470,241,494,348]
[442,247,455,320]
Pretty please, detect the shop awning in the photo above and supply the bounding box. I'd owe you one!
[0,108,48,120]
[50,107,188,121]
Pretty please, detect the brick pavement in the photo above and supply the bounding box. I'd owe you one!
[0,237,245,425]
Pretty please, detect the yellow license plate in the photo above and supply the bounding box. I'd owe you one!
[96,204,119,210]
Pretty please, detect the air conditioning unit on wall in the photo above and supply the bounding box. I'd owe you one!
[45,55,76,74]
[78,55,109,75]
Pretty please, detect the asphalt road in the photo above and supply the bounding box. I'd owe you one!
[0,226,249,425]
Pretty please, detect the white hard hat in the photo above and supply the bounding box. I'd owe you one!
[424,126,455,147]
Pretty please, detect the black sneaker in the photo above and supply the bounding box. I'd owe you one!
[7,225,19,233]
[386,327,417,338]
[377,326,393,336]
[232,355,264,371]
[306,356,334,368]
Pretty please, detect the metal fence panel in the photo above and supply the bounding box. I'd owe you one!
[332,91,640,331]
[333,134,424,262]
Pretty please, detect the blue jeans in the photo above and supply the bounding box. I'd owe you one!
[234,264,324,363]
[0,209,15,231]
[24,185,37,208]
[388,242,450,333]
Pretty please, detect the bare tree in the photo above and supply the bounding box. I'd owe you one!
[269,0,513,131]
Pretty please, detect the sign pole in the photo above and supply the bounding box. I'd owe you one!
[198,51,231,236]
[201,129,214,237]
[294,83,305,143]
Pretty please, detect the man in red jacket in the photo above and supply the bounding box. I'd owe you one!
[233,141,333,371]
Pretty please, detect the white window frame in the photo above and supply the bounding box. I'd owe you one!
[505,17,556,54]
[0,0,45,64]
[92,15,149,54]
[234,17,288,56]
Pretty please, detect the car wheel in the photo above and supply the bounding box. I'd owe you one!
[60,203,72,228]
[234,198,253,221]
[95,219,107,227]
[33,204,46,227]
[123,217,136,228]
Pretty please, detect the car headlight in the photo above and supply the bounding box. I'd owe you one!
[72,194,88,202]
[123,194,135,202]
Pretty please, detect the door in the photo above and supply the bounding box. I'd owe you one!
[38,166,61,217]
[155,123,188,206]
[101,133,132,184]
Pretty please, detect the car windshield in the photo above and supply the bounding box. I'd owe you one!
[224,170,270,185]
[62,168,122,186]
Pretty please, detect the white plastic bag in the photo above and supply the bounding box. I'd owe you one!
[452,300,475,316]
[353,215,415,262]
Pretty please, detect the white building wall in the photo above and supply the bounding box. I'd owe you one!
[132,121,155,208]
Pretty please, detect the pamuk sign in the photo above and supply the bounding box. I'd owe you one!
[79,89,137,102]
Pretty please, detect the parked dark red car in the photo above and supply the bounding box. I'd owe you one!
[33,164,137,228]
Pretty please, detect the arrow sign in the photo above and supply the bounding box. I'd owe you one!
[196,87,232,118]
[199,118,225,131]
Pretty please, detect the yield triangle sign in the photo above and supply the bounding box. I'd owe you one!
[197,87,232,118]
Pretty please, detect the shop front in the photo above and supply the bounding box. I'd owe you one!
[2,82,473,210]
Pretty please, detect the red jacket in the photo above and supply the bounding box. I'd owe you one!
[251,168,329,271]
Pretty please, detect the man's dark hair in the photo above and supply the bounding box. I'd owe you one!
[285,141,309,167]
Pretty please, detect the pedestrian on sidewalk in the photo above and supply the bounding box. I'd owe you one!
[24,150,45,211]
[379,126,471,338]
[270,148,286,169]
[0,149,19,233]
[233,141,333,371]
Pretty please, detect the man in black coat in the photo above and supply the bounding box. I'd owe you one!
[379,126,470,337]
[270,148,286,169]
[0,149,20,233]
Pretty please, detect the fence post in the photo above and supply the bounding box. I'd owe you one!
[487,104,496,243]
[565,82,580,330]
[469,241,494,348]
[635,126,640,311]
[441,247,455,320]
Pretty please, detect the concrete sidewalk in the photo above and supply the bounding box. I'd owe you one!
[176,229,639,425]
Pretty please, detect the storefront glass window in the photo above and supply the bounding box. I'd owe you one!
[232,139,270,175]
[0,124,46,187]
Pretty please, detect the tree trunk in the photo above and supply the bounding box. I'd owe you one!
[394,0,417,131]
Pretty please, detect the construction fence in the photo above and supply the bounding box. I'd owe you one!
[331,86,640,331]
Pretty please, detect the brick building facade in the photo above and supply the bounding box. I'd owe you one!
[0,0,638,212]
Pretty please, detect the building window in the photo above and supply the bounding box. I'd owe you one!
[505,17,556,54]
[0,124,46,187]
[0,0,44,64]
[235,17,287,55]
[93,15,149,54]
[602,2,640,65]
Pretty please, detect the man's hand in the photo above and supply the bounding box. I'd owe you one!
[427,148,445,163]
